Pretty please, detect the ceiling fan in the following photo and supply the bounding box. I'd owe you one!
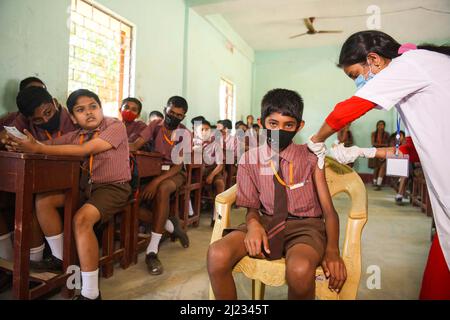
[289,17,343,39]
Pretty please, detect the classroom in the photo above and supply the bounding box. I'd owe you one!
[0,0,449,302]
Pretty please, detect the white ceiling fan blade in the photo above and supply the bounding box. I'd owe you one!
[317,30,343,34]
[289,32,308,39]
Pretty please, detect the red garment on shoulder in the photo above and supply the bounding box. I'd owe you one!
[325,96,376,131]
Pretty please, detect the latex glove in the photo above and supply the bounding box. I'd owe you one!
[331,143,376,164]
[307,135,327,169]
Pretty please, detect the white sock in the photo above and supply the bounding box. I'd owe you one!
[45,233,63,260]
[372,178,377,185]
[395,193,403,200]
[188,200,194,217]
[377,177,383,186]
[165,220,174,233]
[0,232,13,260]
[81,269,99,299]
[146,232,162,254]
[30,243,45,262]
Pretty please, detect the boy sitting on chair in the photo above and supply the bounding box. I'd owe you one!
[207,88,346,300]
[5,89,131,300]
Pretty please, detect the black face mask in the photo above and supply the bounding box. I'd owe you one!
[164,113,182,130]
[37,107,61,132]
[266,129,297,151]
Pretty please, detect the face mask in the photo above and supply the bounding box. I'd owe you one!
[121,109,137,122]
[266,129,297,151]
[37,107,61,132]
[164,112,182,130]
[355,62,376,90]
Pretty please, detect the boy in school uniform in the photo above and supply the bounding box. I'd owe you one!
[130,96,190,275]
[148,110,164,125]
[193,120,225,226]
[0,77,47,132]
[207,89,347,300]
[6,89,131,300]
[120,97,147,142]
[0,85,78,290]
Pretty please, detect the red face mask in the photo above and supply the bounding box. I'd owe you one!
[121,109,138,122]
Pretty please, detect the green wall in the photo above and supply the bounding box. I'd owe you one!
[0,0,72,112]
[0,0,254,126]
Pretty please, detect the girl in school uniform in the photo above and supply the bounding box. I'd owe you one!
[307,30,450,299]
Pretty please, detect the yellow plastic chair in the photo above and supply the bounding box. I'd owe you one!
[209,157,368,300]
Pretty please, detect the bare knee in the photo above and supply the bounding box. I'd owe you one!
[73,210,97,234]
[207,242,233,275]
[286,258,316,291]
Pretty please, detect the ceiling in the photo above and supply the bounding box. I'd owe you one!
[190,0,450,51]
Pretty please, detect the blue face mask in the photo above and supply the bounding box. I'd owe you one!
[355,65,375,90]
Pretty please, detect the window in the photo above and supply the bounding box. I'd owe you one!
[68,0,133,118]
[219,78,235,121]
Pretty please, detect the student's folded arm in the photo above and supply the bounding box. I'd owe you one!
[38,138,112,157]
[129,137,146,152]
[313,165,340,253]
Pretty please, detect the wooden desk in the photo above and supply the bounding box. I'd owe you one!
[130,151,162,264]
[0,151,81,300]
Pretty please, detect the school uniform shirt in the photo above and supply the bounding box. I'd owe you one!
[202,139,223,167]
[236,142,322,218]
[12,105,77,141]
[124,120,147,143]
[0,111,18,130]
[139,118,191,165]
[44,117,131,184]
[355,49,450,268]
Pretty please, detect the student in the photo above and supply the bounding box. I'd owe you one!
[5,86,77,142]
[130,96,190,275]
[0,86,78,291]
[207,89,346,300]
[191,116,206,131]
[246,115,254,128]
[148,110,164,125]
[0,76,46,130]
[5,89,131,300]
[370,120,390,190]
[235,120,247,132]
[121,97,147,142]
[195,120,225,226]
[217,119,236,164]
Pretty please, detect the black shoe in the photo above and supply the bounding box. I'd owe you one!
[395,196,403,205]
[145,252,163,275]
[168,216,189,248]
[374,185,382,191]
[0,271,12,293]
[30,255,63,273]
[72,292,102,300]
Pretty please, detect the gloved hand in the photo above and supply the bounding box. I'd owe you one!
[331,143,377,164]
[307,135,327,169]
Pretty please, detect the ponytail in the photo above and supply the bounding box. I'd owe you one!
[417,44,450,56]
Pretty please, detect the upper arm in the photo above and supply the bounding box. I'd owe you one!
[313,165,336,218]
[83,138,113,155]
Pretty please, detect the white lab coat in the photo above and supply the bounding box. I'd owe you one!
[355,49,450,269]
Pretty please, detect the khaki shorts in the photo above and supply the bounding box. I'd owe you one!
[80,182,131,224]
[225,214,327,259]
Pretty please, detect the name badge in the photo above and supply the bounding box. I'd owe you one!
[161,165,171,171]
[386,154,409,177]
[289,182,305,190]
